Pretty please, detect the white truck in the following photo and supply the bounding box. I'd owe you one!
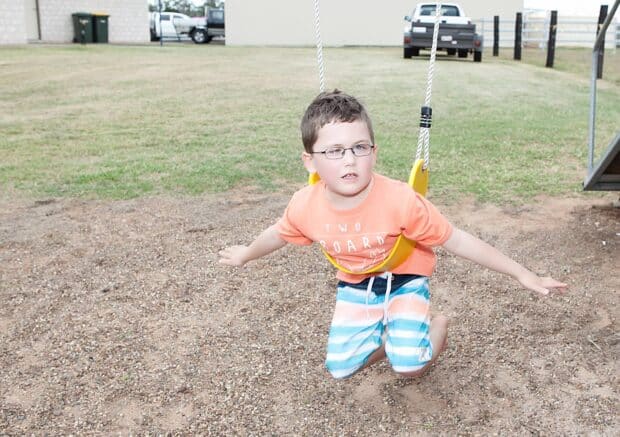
[150,9,225,44]
[150,12,197,41]
[403,3,483,62]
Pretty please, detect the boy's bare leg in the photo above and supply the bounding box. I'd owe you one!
[363,344,387,368]
[360,315,449,376]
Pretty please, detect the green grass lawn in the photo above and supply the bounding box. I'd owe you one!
[496,46,620,86]
[1,44,618,203]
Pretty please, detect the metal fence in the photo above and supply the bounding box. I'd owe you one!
[473,13,620,49]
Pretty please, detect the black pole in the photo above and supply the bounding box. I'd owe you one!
[545,10,557,68]
[159,0,163,47]
[34,0,42,40]
[493,15,499,56]
[514,12,522,60]
[596,5,609,79]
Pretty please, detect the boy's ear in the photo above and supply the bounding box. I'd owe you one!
[302,152,316,174]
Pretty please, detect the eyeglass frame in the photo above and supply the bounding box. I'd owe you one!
[310,143,376,160]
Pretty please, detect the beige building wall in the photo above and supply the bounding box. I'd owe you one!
[226,0,523,46]
[0,0,28,44]
[37,0,149,43]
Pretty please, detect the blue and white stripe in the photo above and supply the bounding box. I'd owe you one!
[325,276,433,379]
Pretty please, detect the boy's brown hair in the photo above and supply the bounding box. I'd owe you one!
[300,90,375,153]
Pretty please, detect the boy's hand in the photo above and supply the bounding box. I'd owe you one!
[442,228,568,297]
[517,271,568,296]
[218,225,287,268]
[219,245,251,267]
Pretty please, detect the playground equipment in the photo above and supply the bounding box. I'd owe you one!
[583,0,620,191]
[309,1,442,274]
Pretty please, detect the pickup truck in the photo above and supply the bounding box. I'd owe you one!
[188,8,225,44]
[403,3,482,62]
[150,9,225,44]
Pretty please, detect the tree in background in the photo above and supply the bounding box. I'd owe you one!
[149,1,195,15]
[148,0,224,15]
[205,1,225,8]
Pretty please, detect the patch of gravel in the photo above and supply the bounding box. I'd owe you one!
[0,191,618,434]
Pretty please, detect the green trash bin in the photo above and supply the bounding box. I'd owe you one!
[72,12,93,43]
[92,13,109,43]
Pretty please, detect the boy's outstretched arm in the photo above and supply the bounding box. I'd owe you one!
[219,224,287,267]
[441,228,568,295]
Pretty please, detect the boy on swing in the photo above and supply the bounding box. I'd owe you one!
[219,90,567,379]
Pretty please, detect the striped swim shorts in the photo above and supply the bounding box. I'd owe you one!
[325,273,433,379]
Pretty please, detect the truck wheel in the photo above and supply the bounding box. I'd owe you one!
[403,47,413,59]
[150,29,159,42]
[192,29,207,44]
[474,51,482,62]
[458,49,468,58]
[447,48,456,56]
[412,48,420,57]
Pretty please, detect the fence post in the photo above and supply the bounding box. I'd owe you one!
[493,15,499,56]
[514,12,522,60]
[597,5,608,79]
[545,10,557,68]
[158,0,163,47]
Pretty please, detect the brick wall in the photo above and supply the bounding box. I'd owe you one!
[0,0,28,44]
[38,0,149,43]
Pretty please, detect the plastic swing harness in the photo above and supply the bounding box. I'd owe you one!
[309,1,443,275]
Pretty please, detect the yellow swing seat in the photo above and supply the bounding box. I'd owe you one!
[308,158,429,275]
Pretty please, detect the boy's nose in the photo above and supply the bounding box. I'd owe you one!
[342,148,357,163]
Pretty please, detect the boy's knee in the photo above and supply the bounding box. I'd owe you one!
[325,362,361,379]
[386,342,433,377]
[393,365,429,378]
[390,357,432,378]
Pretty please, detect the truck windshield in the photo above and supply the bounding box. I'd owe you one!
[419,5,459,17]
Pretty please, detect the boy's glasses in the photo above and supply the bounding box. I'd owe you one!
[311,143,375,160]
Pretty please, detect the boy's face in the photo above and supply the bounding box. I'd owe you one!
[302,120,377,203]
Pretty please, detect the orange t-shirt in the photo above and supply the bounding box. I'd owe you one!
[276,173,453,283]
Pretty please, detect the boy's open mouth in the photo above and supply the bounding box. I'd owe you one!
[342,172,358,180]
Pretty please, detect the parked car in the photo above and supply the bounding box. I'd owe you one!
[150,9,225,44]
[189,8,225,44]
[150,12,199,41]
[403,2,483,61]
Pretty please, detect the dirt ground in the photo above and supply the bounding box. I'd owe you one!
[0,189,618,435]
